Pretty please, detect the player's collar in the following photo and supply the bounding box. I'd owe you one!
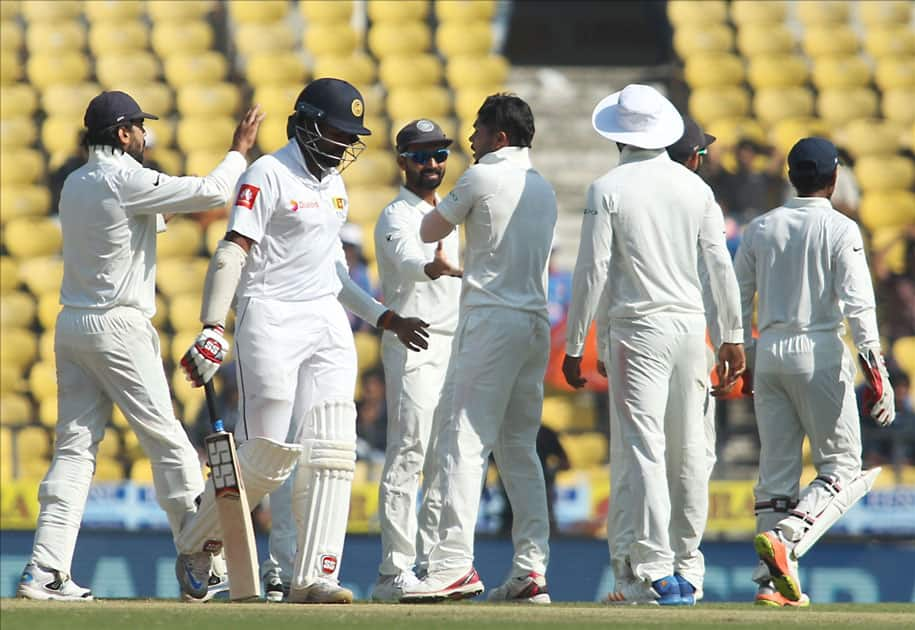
[281,139,338,187]
[618,146,668,165]
[398,185,439,212]
[88,145,141,168]
[785,196,834,210]
[478,146,531,168]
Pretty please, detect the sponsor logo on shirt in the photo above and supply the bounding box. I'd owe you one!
[235,184,260,209]
[289,199,319,212]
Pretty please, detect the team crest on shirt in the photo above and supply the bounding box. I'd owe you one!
[332,196,347,219]
[235,184,260,209]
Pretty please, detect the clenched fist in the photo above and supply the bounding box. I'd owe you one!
[181,326,228,387]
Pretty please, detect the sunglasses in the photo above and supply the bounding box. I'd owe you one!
[400,149,449,164]
[696,147,708,156]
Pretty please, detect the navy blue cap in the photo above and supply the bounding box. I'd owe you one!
[84,90,158,132]
[787,137,838,177]
[667,115,715,161]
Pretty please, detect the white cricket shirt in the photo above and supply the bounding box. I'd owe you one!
[733,196,880,352]
[59,146,246,318]
[565,146,742,356]
[374,187,460,334]
[434,146,557,318]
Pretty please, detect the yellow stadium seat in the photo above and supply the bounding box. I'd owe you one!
[0,83,37,118]
[84,0,144,22]
[257,117,290,154]
[541,395,576,432]
[244,52,308,88]
[176,84,241,118]
[855,156,915,194]
[368,0,429,22]
[168,292,202,333]
[667,0,727,26]
[150,20,214,59]
[346,187,398,225]
[361,115,389,150]
[801,25,858,58]
[40,82,103,117]
[454,87,502,121]
[96,52,160,89]
[26,53,90,88]
[379,54,442,90]
[869,226,907,275]
[688,87,750,127]
[95,455,125,481]
[304,23,360,57]
[156,257,209,298]
[0,117,34,148]
[0,292,35,328]
[859,190,915,231]
[36,291,60,330]
[436,20,493,58]
[110,405,129,429]
[735,23,794,57]
[228,0,289,23]
[368,21,430,58]
[158,219,202,258]
[121,429,142,461]
[37,397,56,427]
[747,54,808,89]
[753,87,814,125]
[4,216,61,258]
[353,330,381,372]
[683,53,744,88]
[882,88,915,126]
[770,117,831,155]
[730,0,788,26]
[672,22,733,59]
[29,360,56,402]
[1,50,22,85]
[252,84,301,119]
[233,21,295,56]
[0,257,19,293]
[205,219,228,255]
[17,257,63,296]
[812,56,872,90]
[0,148,44,185]
[446,54,509,89]
[436,0,496,21]
[163,52,228,88]
[838,119,903,158]
[795,0,850,25]
[130,457,154,483]
[149,148,182,174]
[118,83,173,120]
[313,53,377,86]
[817,88,878,126]
[0,1,17,20]
[859,0,912,26]
[864,26,915,60]
[41,115,84,155]
[705,117,768,148]
[176,116,236,153]
[0,327,37,370]
[300,0,353,23]
[96,427,122,459]
[342,150,399,188]
[87,20,148,56]
[559,432,608,469]
[184,150,229,176]
[26,20,86,55]
[440,149,468,190]
[1,393,31,426]
[893,337,915,377]
[146,0,214,22]
[386,86,451,121]
[1,20,22,52]
[38,330,54,361]
[151,293,167,331]
[20,0,81,22]
[875,57,915,91]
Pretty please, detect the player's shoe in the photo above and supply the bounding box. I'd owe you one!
[754,583,811,608]
[175,552,212,601]
[181,570,231,603]
[371,571,420,602]
[264,574,290,603]
[673,574,698,606]
[605,576,682,605]
[400,567,484,603]
[289,578,353,604]
[487,572,551,604]
[16,563,93,601]
[754,530,802,602]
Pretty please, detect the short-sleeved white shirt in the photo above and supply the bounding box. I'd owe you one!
[434,146,557,318]
[229,140,350,302]
[374,187,460,334]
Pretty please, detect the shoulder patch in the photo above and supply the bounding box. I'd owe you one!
[235,184,260,209]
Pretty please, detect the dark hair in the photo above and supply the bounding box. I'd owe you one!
[83,124,127,151]
[476,93,534,148]
[788,169,836,196]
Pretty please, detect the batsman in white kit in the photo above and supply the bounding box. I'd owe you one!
[401,94,557,604]
[17,91,262,601]
[734,137,895,607]
[177,78,430,603]
[370,119,462,601]
[563,85,744,606]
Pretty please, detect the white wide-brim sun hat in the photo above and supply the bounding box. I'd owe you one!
[592,84,684,150]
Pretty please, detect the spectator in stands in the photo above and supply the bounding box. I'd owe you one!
[356,365,388,461]
[726,138,786,224]
[537,424,570,532]
[341,222,374,332]
[873,227,915,343]
[547,236,573,328]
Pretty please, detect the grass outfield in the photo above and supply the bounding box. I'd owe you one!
[1,600,914,629]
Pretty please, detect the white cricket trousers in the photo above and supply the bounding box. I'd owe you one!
[753,330,862,535]
[32,306,204,575]
[608,319,708,585]
[377,329,452,576]
[425,306,551,577]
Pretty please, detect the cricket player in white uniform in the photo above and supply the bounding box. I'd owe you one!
[17,91,262,601]
[370,119,463,601]
[734,137,894,606]
[401,94,557,604]
[563,85,744,605]
[177,78,429,603]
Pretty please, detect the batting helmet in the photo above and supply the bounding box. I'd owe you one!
[286,78,371,139]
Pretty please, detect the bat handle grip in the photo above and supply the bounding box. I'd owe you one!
[204,380,224,433]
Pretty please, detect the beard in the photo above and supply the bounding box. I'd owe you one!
[410,168,443,190]
[125,138,144,164]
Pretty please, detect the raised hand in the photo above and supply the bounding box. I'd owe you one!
[424,241,463,280]
[231,105,266,156]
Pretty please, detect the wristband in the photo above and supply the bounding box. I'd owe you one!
[377,310,395,330]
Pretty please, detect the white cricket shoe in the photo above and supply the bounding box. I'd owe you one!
[371,571,420,602]
[605,576,683,605]
[264,573,290,603]
[400,567,484,603]
[289,578,353,604]
[754,529,802,602]
[487,572,551,604]
[175,552,212,601]
[17,563,93,601]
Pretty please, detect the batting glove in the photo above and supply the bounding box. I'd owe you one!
[181,326,228,387]
[858,350,895,427]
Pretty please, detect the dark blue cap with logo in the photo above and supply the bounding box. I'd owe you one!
[84,90,159,132]
[293,78,371,136]
[787,137,838,177]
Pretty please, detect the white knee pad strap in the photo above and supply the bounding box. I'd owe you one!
[177,438,301,554]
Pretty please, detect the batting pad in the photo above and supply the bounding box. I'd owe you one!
[290,400,357,589]
[177,437,301,554]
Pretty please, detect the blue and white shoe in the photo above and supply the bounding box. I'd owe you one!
[605,575,681,605]
[176,552,211,601]
[17,563,93,601]
[674,574,697,606]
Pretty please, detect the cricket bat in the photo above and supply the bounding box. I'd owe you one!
[203,380,261,601]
